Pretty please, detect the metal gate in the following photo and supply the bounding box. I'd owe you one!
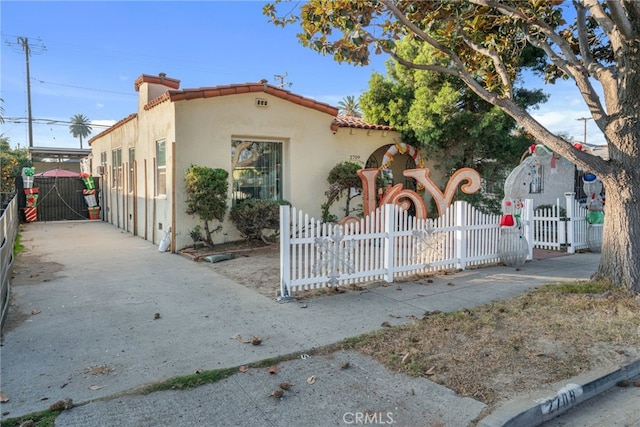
[30,177,100,221]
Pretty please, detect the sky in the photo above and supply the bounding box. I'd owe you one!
[1,1,606,150]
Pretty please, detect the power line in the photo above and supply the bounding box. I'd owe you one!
[4,117,112,128]
[32,78,136,96]
[576,117,592,144]
[5,36,47,148]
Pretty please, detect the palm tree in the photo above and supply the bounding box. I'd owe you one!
[338,95,361,117]
[69,114,92,149]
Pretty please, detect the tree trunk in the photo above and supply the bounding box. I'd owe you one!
[594,115,640,294]
[202,220,214,248]
[594,176,640,293]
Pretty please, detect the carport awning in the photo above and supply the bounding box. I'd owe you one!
[34,168,81,177]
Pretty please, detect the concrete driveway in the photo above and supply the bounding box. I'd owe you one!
[0,221,603,425]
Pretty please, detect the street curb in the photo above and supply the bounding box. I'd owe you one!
[477,358,640,427]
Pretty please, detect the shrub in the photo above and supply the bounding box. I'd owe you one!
[229,199,290,243]
[184,165,228,247]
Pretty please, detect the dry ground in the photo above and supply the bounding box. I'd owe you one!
[191,243,640,411]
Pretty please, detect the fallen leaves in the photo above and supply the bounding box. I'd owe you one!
[269,389,284,398]
[0,391,8,403]
[86,365,113,375]
[267,365,279,375]
[239,365,249,373]
[231,334,264,345]
[306,375,316,385]
[153,312,161,320]
[89,385,104,391]
[279,382,293,390]
[31,309,41,315]
[48,398,73,411]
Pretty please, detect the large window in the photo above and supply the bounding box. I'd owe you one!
[529,162,544,194]
[128,148,135,193]
[112,148,122,189]
[156,140,166,196]
[231,139,282,206]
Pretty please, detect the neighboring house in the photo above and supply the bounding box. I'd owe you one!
[521,143,609,210]
[28,147,91,174]
[87,73,440,251]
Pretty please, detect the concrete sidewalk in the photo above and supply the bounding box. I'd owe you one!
[0,221,620,426]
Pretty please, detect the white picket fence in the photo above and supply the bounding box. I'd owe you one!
[279,201,504,297]
[279,192,597,298]
[526,192,590,253]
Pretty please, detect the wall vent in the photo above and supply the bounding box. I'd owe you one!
[255,98,269,107]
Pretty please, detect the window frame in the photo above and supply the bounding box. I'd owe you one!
[231,139,283,206]
[112,148,123,189]
[128,147,135,193]
[155,140,167,196]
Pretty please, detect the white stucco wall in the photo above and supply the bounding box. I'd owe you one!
[171,92,404,249]
[90,80,445,251]
[526,157,576,210]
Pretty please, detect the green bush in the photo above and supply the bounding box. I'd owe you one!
[229,199,290,243]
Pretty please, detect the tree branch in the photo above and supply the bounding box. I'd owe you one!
[598,0,635,39]
[457,29,514,98]
[388,53,460,77]
[472,1,610,128]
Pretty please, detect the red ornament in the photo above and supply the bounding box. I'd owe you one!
[500,214,515,227]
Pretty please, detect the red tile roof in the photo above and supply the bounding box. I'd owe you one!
[143,81,339,117]
[89,75,395,145]
[134,73,180,91]
[88,113,137,146]
[331,115,395,131]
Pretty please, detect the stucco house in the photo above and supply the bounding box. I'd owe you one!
[87,73,441,252]
[522,143,609,210]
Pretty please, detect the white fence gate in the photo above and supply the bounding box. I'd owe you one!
[279,193,599,298]
[523,192,590,253]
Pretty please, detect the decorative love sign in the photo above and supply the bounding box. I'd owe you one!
[340,167,482,225]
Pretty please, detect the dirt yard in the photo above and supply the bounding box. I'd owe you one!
[186,244,282,299]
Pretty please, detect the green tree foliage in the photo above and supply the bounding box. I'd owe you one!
[229,199,290,243]
[359,39,546,213]
[184,165,229,247]
[69,114,92,149]
[337,95,361,117]
[322,161,364,222]
[1,137,31,194]
[264,0,640,292]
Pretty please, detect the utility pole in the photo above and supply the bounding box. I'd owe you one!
[273,73,292,89]
[6,36,46,148]
[576,117,592,145]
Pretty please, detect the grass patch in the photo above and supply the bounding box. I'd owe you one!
[140,367,238,394]
[1,409,58,427]
[139,351,307,394]
[12,229,24,258]
[535,279,618,295]
[336,280,640,407]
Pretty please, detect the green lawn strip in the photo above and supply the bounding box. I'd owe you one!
[0,351,310,427]
[1,409,58,427]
